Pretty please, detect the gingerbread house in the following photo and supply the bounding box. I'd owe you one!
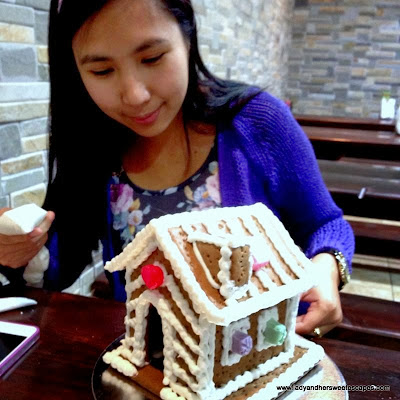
[103,203,324,400]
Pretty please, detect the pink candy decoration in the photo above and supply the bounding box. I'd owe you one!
[252,256,269,272]
[141,264,164,290]
[231,331,253,356]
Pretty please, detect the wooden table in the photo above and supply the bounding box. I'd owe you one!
[0,288,399,400]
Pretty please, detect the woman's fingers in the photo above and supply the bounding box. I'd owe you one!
[0,233,30,245]
[295,286,343,336]
[0,207,53,269]
[38,211,55,233]
[0,240,46,268]
[0,207,11,217]
[0,232,48,268]
[28,211,55,238]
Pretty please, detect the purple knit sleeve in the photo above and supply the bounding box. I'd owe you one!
[229,92,355,270]
[268,100,355,269]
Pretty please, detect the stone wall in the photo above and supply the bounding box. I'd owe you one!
[287,0,400,118]
[193,0,294,99]
[0,0,50,210]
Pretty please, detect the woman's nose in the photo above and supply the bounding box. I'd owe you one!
[120,76,151,106]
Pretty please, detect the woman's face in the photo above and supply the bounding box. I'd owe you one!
[72,0,189,139]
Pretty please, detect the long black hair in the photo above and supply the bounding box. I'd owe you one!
[44,0,259,290]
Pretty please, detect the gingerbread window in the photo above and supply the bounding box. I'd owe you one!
[256,305,287,351]
[221,317,253,366]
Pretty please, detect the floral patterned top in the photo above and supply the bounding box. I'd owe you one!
[109,144,221,249]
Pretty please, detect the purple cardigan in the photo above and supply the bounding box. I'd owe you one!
[218,91,354,266]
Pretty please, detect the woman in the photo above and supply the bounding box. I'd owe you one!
[0,0,354,337]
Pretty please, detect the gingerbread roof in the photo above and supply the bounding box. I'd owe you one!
[105,203,315,325]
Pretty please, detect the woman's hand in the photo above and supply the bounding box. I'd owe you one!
[296,253,343,337]
[0,208,55,269]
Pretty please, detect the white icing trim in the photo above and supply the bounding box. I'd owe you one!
[284,294,300,352]
[192,241,221,289]
[247,281,261,297]
[172,341,201,376]
[266,250,293,285]
[217,245,234,298]
[163,275,202,337]
[102,347,138,377]
[105,226,157,272]
[185,229,253,300]
[121,285,216,394]
[186,231,249,249]
[211,337,323,400]
[255,268,277,290]
[257,207,311,279]
[224,217,245,236]
[126,275,144,294]
[125,293,201,364]
[163,382,200,400]
[256,305,280,351]
[246,337,324,400]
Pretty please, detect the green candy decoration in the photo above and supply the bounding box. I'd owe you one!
[263,318,287,345]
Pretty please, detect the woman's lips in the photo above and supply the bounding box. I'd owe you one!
[128,107,161,125]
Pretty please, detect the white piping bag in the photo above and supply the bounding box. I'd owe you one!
[0,204,50,286]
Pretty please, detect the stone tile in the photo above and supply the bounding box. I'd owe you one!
[16,0,50,11]
[20,117,49,137]
[341,278,393,301]
[350,267,391,284]
[0,124,22,160]
[1,168,45,195]
[0,83,49,103]
[0,22,34,43]
[341,267,394,301]
[0,3,34,26]
[37,45,48,63]
[10,182,46,208]
[0,43,37,80]
[1,153,44,175]
[0,101,49,123]
[21,134,48,153]
[34,10,48,45]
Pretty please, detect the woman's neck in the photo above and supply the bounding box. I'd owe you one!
[122,121,216,191]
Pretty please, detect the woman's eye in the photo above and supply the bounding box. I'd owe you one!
[92,69,113,76]
[142,54,164,65]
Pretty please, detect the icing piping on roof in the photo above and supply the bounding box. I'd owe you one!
[106,203,316,325]
[191,241,221,289]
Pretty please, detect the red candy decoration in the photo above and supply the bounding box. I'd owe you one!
[141,264,164,290]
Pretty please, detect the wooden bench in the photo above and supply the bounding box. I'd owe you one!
[296,115,396,131]
[296,114,400,161]
[317,158,399,221]
[317,158,400,201]
[296,115,400,271]
[317,157,399,269]
[326,293,400,351]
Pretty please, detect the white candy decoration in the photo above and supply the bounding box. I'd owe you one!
[0,204,49,286]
